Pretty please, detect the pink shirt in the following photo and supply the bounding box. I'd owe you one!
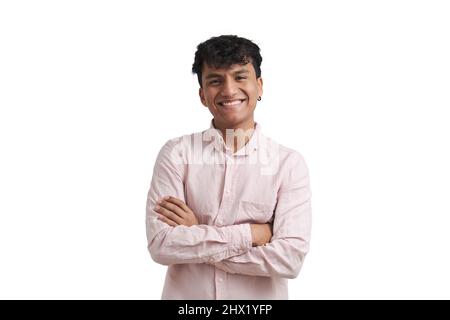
[146,122,312,299]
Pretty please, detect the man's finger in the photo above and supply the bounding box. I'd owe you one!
[164,196,192,214]
[159,200,187,219]
[157,214,178,227]
[155,205,183,225]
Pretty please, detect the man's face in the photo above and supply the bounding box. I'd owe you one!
[199,62,263,129]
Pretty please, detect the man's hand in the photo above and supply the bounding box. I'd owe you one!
[154,196,199,227]
[250,223,273,247]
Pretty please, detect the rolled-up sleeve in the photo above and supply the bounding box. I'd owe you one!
[213,152,312,278]
[146,139,253,266]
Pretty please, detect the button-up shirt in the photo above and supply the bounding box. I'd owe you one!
[146,122,312,299]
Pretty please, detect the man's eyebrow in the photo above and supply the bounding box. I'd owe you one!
[233,69,249,74]
[205,69,249,79]
[205,73,222,79]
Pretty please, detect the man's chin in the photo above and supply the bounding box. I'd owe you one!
[215,114,253,129]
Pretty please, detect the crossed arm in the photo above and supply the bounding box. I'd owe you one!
[146,140,311,278]
[154,196,273,247]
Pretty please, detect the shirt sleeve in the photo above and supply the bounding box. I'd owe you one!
[146,139,253,266]
[212,152,312,279]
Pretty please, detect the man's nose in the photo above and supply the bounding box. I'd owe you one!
[220,79,238,97]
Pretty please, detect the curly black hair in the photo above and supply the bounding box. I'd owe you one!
[192,35,262,87]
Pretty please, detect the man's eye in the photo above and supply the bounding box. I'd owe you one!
[209,80,219,85]
[236,76,247,80]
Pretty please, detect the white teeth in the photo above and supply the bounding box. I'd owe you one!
[220,100,243,106]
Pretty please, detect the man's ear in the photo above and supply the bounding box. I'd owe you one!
[199,87,208,107]
[257,77,264,98]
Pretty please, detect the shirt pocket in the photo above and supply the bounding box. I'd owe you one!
[238,200,275,224]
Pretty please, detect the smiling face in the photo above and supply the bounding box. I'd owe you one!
[199,62,263,130]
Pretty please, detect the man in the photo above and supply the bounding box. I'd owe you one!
[146,35,311,299]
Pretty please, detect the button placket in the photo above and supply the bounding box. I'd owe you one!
[223,157,234,199]
[216,157,234,226]
[214,269,227,299]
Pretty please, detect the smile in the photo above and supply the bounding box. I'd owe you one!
[217,99,246,108]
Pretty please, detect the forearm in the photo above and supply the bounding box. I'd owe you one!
[147,219,252,265]
[213,237,308,278]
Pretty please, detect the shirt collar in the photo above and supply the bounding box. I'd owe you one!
[204,119,261,156]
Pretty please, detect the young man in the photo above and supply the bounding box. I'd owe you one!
[146,35,312,299]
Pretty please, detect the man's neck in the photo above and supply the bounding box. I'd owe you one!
[213,119,256,153]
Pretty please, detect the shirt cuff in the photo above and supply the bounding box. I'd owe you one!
[229,223,252,251]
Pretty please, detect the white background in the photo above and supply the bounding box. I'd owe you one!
[1,0,449,299]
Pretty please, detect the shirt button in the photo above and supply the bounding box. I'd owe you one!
[225,190,230,195]
[218,278,223,283]
[217,218,223,225]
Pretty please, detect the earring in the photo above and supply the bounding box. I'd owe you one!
[257,96,262,101]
